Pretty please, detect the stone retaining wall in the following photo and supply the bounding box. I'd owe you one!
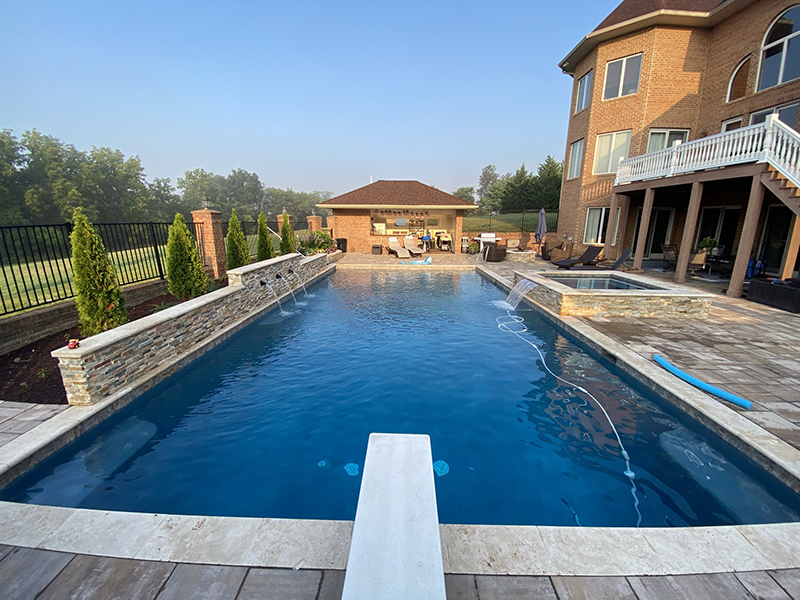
[53,253,332,405]
[0,280,169,357]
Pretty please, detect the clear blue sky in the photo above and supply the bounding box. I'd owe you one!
[1,0,618,196]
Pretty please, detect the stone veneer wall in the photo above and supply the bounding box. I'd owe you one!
[53,252,336,406]
[512,273,711,318]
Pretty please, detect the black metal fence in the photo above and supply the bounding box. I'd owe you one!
[462,210,559,234]
[0,221,205,316]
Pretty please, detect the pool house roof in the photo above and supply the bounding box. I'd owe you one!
[317,180,478,210]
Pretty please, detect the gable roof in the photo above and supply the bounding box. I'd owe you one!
[559,0,755,74]
[318,180,477,209]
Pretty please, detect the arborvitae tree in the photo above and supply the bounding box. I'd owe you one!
[256,211,275,261]
[70,207,127,336]
[279,212,295,255]
[166,213,208,300]
[226,208,250,269]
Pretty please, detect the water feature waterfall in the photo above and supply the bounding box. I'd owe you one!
[505,279,538,309]
[259,280,283,311]
[287,270,307,295]
[277,274,297,304]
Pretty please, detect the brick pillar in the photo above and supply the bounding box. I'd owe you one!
[191,208,227,279]
[307,215,322,232]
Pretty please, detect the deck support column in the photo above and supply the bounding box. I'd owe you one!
[782,215,800,280]
[728,176,766,298]
[633,187,654,270]
[675,182,704,284]
[604,193,621,260]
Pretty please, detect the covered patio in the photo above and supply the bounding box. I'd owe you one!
[604,116,800,298]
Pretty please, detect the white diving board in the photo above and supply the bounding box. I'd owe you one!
[341,433,446,600]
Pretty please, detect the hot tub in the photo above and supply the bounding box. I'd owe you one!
[513,271,712,318]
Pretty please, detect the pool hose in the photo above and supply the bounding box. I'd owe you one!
[497,307,642,527]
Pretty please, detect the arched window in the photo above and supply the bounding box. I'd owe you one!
[758,6,800,90]
[727,57,750,101]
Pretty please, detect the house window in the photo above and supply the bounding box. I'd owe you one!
[603,54,642,100]
[567,139,585,179]
[646,129,689,153]
[727,57,750,101]
[583,206,621,245]
[722,117,744,132]
[758,6,800,90]
[575,71,593,113]
[593,130,632,174]
[750,103,800,130]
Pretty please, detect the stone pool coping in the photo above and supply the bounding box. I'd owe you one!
[1,264,799,576]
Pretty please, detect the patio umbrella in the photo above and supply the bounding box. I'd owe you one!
[534,208,547,244]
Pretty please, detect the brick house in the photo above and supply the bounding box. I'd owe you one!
[557,0,799,297]
[317,180,477,253]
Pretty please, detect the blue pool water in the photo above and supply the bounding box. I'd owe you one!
[2,271,799,527]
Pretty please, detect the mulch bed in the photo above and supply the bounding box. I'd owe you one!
[0,293,184,405]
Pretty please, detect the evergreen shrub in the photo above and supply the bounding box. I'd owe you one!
[226,208,250,269]
[166,213,208,300]
[256,212,275,261]
[70,207,127,336]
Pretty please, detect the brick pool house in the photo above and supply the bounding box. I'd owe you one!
[557,0,800,297]
[317,180,477,254]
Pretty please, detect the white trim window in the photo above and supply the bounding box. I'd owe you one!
[567,139,585,179]
[575,70,593,113]
[758,6,800,91]
[593,130,632,174]
[727,57,751,101]
[583,206,621,245]
[750,103,799,129]
[722,117,744,132]
[603,53,642,100]
[646,129,689,153]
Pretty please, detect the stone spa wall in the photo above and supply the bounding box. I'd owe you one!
[53,252,338,406]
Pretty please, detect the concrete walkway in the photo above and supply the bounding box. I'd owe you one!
[1,544,799,600]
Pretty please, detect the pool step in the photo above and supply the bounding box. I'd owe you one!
[341,433,446,600]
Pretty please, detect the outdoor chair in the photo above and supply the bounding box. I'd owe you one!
[580,248,632,271]
[541,237,564,260]
[549,242,573,263]
[402,236,424,256]
[553,245,603,270]
[662,244,677,271]
[687,249,708,276]
[485,244,507,262]
[387,237,411,259]
[506,239,522,252]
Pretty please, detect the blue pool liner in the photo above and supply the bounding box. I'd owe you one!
[653,354,752,410]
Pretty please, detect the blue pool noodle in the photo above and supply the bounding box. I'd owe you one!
[653,355,752,410]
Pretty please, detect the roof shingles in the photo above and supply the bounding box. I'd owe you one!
[319,180,476,207]
[594,0,726,31]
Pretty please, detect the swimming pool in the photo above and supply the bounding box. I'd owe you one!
[2,270,798,527]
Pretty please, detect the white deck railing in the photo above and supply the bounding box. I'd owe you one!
[615,116,800,189]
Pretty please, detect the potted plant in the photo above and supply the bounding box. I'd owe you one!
[698,237,718,252]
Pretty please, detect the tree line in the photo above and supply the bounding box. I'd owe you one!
[452,155,563,214]
[0,129,332,226]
